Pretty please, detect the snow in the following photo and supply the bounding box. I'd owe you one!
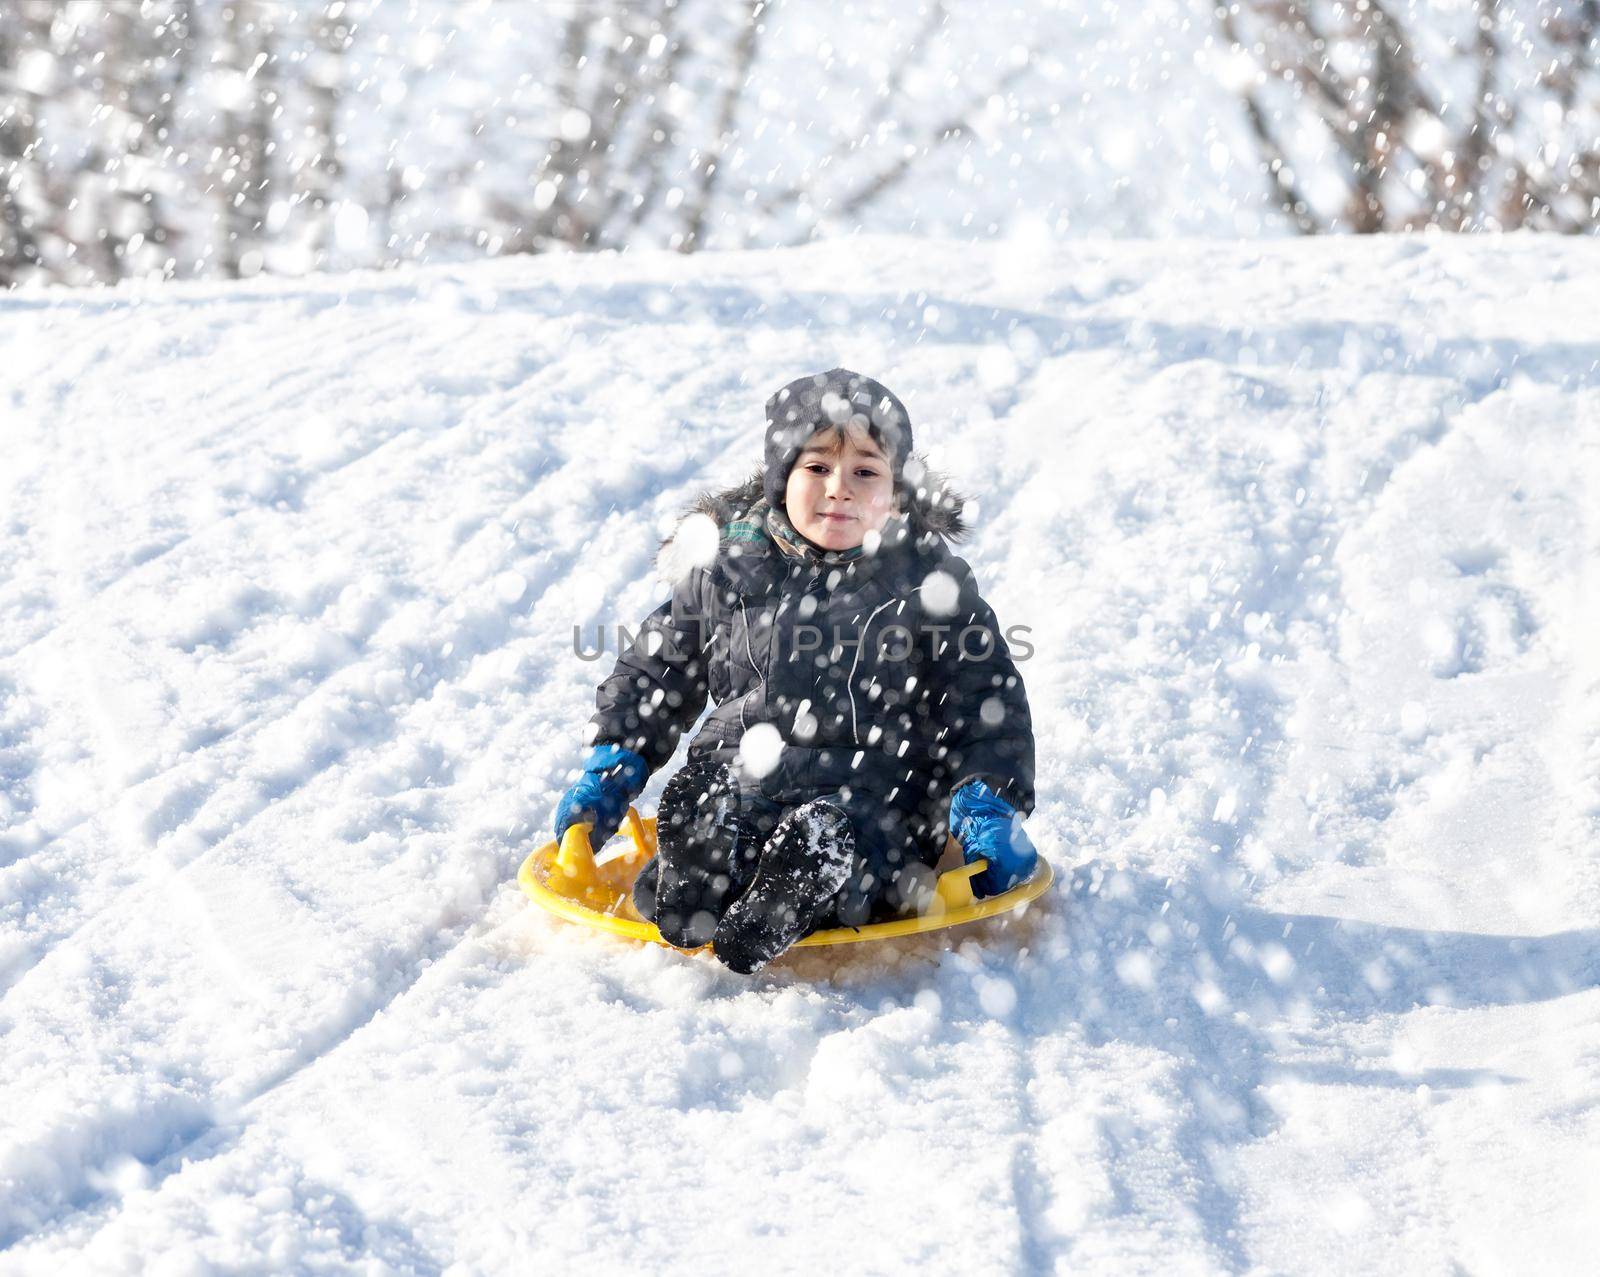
[2,234,1599,1272]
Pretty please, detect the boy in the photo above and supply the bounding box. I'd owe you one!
[555,368,1037,973]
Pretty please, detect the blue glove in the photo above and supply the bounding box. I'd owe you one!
[554,744,649,850]
[950,779,1037,897]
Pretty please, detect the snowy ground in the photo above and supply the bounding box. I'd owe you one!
[2,236,1598,1274]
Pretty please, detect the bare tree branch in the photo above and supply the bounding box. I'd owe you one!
[0,7,46,286]
[678,0,760,251]
[751,4,955,220]
[612,0,692,237]
[1221,0,1599,234]
[1218,6,1319,234]
[828,63,1029,224]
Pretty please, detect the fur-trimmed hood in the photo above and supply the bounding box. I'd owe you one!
[656,460,968,580]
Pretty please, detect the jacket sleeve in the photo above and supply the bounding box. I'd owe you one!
[588,568,714,774]
[928,559,1036,816]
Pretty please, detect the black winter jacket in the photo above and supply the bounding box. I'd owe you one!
[588,474,1035,867]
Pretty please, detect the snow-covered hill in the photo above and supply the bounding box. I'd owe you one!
[2,236,1598,1273]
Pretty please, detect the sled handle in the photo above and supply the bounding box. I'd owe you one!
[554,807,651,893]
[934,859,987,911]
[625,805,655,858]
[552,822,602,896]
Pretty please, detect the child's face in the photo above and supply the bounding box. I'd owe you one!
[783,425,897,551]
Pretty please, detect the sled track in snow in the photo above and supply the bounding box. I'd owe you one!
[3,908,490,1253]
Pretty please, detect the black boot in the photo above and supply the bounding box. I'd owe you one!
[652,761,754,948]
[713,800,856,975]
[631,856,659,922]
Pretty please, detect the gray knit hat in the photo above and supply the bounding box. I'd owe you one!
[762,368,914,510]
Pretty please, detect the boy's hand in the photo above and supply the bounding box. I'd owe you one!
[950,779,1038,897]
[554,744,649,850]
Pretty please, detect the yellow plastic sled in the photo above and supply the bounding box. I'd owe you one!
[518,806,1054,952]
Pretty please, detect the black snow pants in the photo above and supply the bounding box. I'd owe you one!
[633,761,943,931]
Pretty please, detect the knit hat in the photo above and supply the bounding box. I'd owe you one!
[762,368,914,510]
